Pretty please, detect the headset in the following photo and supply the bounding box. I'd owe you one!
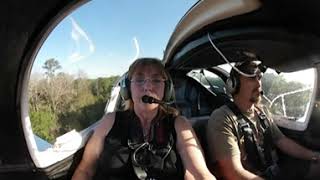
[119,73,174,103]
[226,65,241,95]
[207,33,267,95]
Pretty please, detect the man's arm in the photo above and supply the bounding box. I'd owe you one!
[217,154,264,180]
[276,136,319,161]
[267,117,320,161]
[206,107,264,180]
[175,116,216,180]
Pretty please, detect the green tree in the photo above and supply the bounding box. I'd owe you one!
[91,76,119,100]
[29,68,120,141]
[262,72,312,120]
[42,58,61,78]
[30,108,59,143]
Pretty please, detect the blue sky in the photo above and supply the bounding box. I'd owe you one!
[32,0,197,79]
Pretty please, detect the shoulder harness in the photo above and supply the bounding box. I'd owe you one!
[127,111,177,180]
[226,102,277,172]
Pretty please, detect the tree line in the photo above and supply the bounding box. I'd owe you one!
[29,58,119,143]
[29,59,313,142]
[261,73,312,120]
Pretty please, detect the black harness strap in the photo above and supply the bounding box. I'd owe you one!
[227,103,272,171]
[127,112,176,180]
[255,107,278,167]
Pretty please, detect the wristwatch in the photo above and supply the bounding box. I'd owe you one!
[311,152,320,163]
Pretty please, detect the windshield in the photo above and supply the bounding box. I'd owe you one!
[26,0,198,168]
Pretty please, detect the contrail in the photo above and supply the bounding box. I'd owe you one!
[131,36,140,63]
[68,17,95,63]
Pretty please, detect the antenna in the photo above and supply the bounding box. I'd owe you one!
[207,33,257,78]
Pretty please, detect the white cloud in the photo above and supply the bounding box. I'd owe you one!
[68,17,95,63]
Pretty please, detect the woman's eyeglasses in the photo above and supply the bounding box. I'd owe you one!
[131,79,165,87]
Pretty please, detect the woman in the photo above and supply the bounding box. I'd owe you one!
[72,58,215,180]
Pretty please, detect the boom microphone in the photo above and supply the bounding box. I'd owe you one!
[141,95,173,105]
[260,90,264,96]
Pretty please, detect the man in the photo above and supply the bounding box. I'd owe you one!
[206,53,320,180]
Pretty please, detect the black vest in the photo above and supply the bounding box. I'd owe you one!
[93,110,184,180]
[227,103,277,172]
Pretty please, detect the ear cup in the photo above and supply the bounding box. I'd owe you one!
[163,76,174,102]
[226,77,235,94]
[226,75,240,95]
[233,74,240,94]
[119,75,131,100]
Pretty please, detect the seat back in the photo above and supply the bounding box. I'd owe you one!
[191,117,210,161]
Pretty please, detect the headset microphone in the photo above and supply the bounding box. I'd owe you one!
[141,95,173,105]
[260,90,264,96]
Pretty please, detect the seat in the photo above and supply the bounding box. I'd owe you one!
[191,117,210,161]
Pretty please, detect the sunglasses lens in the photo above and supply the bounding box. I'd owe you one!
[258,64,267,73]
